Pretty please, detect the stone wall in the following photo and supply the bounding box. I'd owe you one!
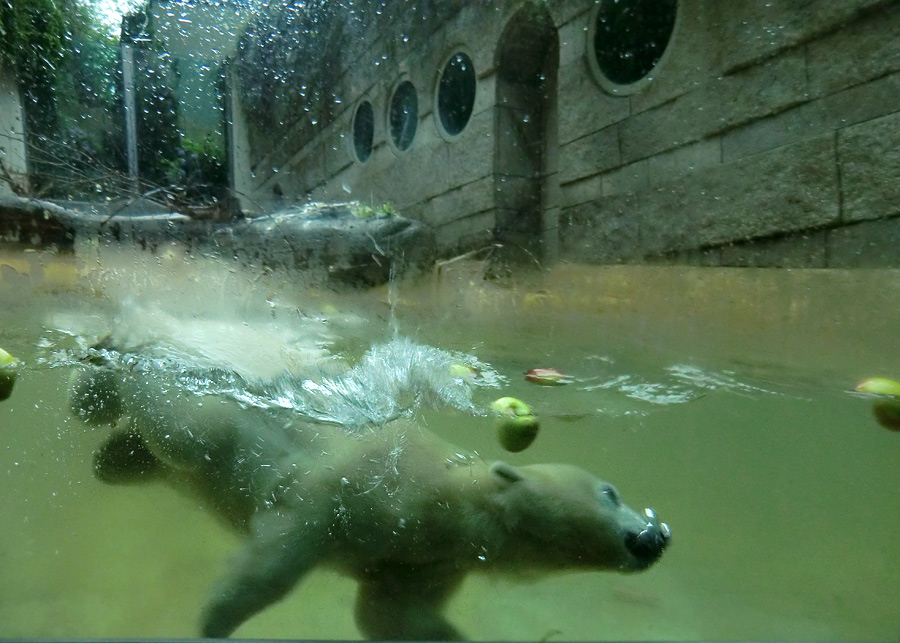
[234,0,528,256]
[232,0,900,267]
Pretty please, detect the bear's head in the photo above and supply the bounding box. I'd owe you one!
[488,461,670,573]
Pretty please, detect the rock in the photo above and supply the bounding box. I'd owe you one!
[0,198,435,286]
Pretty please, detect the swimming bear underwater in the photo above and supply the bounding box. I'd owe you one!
[69,338,670,640]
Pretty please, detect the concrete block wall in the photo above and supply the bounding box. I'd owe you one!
[556,0,900,267]
[236,1,524,257]
[233,0,900,266]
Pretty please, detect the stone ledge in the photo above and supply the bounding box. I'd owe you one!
[717,231,828,268]
[559,125,621,185]
[0,198,435,286]
[423,176,494,229]
[559,192,641,263]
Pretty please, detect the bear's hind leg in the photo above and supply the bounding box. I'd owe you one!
[355,569,464,640]
[70,368,124,426]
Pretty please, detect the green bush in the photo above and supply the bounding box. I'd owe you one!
[0,0,127,197]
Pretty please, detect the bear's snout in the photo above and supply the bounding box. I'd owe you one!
[624,508,670,569]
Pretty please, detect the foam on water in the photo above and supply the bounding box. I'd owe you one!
[261,338,503,426]
[60,333,503,430]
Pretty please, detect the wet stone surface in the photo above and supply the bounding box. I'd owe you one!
[0,198,436,286]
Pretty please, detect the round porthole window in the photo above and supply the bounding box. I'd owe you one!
[588,0,678,94]
[352,100,374,163]
[388,79,418,152]
[437,51,476,137]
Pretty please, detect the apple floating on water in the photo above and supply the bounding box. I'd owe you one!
[525,367,572,386]
[491,396,539,452]
[0,347,20,401]
[449,363,478,383]
[855,377,900,431]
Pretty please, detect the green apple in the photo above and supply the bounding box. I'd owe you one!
[0,347,19,402]
[491,396,539,452]
[855,378,900,431]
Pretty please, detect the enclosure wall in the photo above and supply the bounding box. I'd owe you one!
[231,0,900,267]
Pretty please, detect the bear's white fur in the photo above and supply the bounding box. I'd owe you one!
[70,343,669,640]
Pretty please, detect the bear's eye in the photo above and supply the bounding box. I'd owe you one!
[598,484,621,507]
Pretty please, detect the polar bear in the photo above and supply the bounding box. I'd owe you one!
[70,341,670,640]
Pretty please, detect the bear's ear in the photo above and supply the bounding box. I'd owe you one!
[490,461,525,486]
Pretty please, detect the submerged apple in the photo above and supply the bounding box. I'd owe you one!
[491,396,539,452]
[855,378,900,431]
[525,367,571,386]
[0,347,20,401]
[449,363,478,383]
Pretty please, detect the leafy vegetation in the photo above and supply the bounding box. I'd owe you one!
[0,0,229,212]
[158,136,228,206]
[0,0,127,197]
[0,0,68,138]
[350,202,398,219]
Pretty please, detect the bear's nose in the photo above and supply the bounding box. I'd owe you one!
[625,508,671,566]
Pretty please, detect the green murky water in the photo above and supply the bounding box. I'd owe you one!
[1,244,899,640]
